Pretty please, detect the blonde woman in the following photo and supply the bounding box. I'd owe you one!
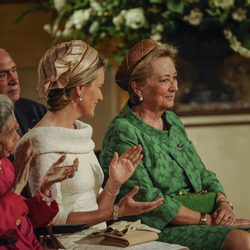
[15,40,163,229]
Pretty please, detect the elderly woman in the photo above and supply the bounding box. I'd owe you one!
[100,39,250,250]
[15,40,165,229]
[0,94,78,249]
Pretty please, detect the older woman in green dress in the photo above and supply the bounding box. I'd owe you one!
[100,39,250,250]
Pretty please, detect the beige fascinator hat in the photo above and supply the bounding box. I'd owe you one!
[37,40,99,98]
[115,39,159,91]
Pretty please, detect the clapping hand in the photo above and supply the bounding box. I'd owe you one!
[118,186,163,217]
[108,145,143,188]
[40,154,78,197]
[12,140,35,194]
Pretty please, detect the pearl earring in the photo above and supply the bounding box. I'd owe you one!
[79,96,83,102]
[139,96,143,102]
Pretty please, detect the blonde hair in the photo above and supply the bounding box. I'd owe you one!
[37,40,105,111]
[129,43,177,105]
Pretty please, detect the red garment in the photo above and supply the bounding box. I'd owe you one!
[0,157,59,250]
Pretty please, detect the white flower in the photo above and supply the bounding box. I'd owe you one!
[55,30,62,37]
[124,8,146,29]
[232,8,247,22]
[151,23,164,33]
[151,23,164,42]
[90,0,103,16]
[62,18,74,36]
[71,9,91,30]
[65,18,74,30]
[43,24,51,34]
[113,12,126,27]
[90,0,101,10]
[53,0,66,12]
[184,0,200,3]
[151,33,162,42]
[183,8,203,26]
[62,28,73,37]
[52,21,59,35]
[120,10,127,16]
[213,0,234,9]
[89,21,99,34]
[224,29,250,58]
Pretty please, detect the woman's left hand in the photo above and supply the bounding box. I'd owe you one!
[108,145,143,188]
[118,186,163,217]
[212,202,236,226]
[40,154,79,197]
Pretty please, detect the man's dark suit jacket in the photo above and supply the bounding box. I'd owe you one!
[14,97,47,136]
[13,97,47,197]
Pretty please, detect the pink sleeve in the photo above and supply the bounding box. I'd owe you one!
[25,192,59,227]
[0,191,28,235]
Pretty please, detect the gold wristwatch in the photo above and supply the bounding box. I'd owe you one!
[199,213,207,225]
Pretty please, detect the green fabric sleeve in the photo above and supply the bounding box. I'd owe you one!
[100,120,182,230]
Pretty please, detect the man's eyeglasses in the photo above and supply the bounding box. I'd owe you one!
[0,67,17,83]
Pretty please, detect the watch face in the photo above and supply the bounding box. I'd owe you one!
[200,213,207,225]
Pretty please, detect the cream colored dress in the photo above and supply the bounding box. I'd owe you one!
[15,120,106,229]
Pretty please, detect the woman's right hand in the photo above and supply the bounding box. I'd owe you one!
[12,140,35,195]
[233,218,250,227]
[117,186,163,217]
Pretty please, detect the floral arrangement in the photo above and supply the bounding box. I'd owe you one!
[31,0,250,59]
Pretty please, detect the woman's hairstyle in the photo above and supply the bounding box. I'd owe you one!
[0,94,14,133]
[115,39,177,105]
[37,40,105,111]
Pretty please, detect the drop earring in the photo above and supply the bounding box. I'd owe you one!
[79,96,83,102]
[139,96,143,102]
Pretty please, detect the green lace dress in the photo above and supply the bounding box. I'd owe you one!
[100,102,250,250]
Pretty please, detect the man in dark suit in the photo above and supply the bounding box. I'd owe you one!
[0,48,46,136]
[0,48,46,196]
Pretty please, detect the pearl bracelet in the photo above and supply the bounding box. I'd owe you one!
[216,195,226,204]
[112,204,119,221]
[216,195,233,209]
[219,200,234,210]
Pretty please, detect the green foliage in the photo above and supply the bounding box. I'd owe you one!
[167,0,185,14]
[22,0,250,58]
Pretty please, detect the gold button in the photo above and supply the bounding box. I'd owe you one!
[16,219,21,226]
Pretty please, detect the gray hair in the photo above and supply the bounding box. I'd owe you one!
[0,94,14,132]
